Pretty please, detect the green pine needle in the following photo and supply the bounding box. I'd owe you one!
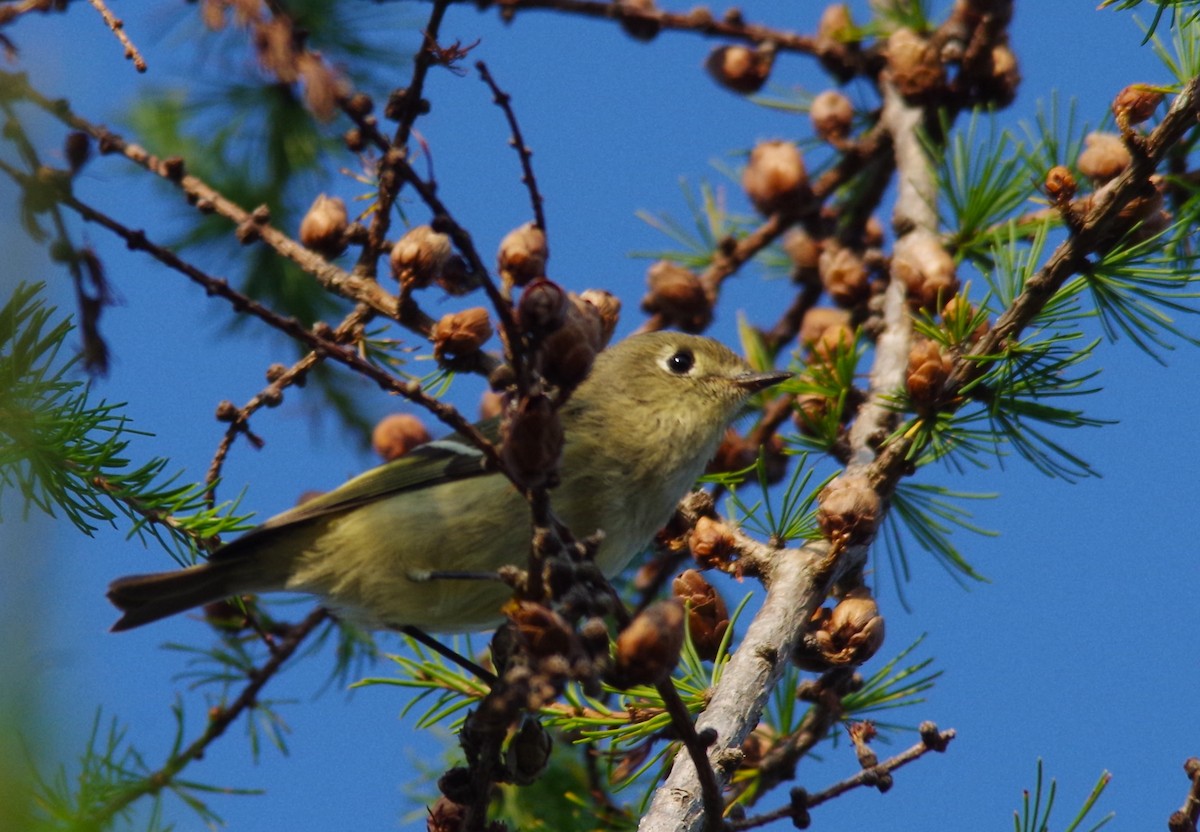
[1078,221,1200,362]
[934,111,1043,265]
[1101,0,1200,43]
[1147,8,1200,82]
[879,483,994,601]
[1019,93,1088,198]
[1013,758,1114,832]
[0,284,253,562]
[632,178,756,269]
[725,452,827,546]
[839,635,941,721]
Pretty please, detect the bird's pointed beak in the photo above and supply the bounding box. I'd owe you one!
[734,369,793,393]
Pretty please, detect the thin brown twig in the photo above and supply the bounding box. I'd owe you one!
[390,141,530,383]
[372,661,667,728]
[45,197,111,376]
[14,78,389,313]
[728,724,956,830]
[203,304,375,501]
[93,608,329,826]
[583,567,723,828]
[455,0,854,66]
[85,0,146,72]
[35,185,507,475]
[654,678,725,832]
[677,491,780,575]
[0,0,61,28]
[311,49,529,386]
[0,70,502,379]
[82,464,215,554]
[394,1,455,151]
[460,704,509,829]
[806,722,955,807]
[744,669,856,803]
[630,546,690,616]
[0,99,113,373]
[698,212,793,302]
[477,60,546,232]
[576,531,723,830]
[357,0,455,276]
[699,124,893,304]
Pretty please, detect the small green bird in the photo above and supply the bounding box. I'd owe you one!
[107,332,789,633]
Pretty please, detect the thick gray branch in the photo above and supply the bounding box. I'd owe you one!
[638,541,829,832]
[639,77,929,832]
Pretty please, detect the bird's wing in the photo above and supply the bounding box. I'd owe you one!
[211,420,501,561]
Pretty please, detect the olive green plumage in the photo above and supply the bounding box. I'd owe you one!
[107,332,789,633]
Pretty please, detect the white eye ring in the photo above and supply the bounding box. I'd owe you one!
[660,347,696,376]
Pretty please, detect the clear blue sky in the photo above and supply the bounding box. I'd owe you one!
[2,2,1196,830]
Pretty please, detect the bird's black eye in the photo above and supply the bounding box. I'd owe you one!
[666,348,695,375]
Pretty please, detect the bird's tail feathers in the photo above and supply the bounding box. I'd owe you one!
[107,560,253,632]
